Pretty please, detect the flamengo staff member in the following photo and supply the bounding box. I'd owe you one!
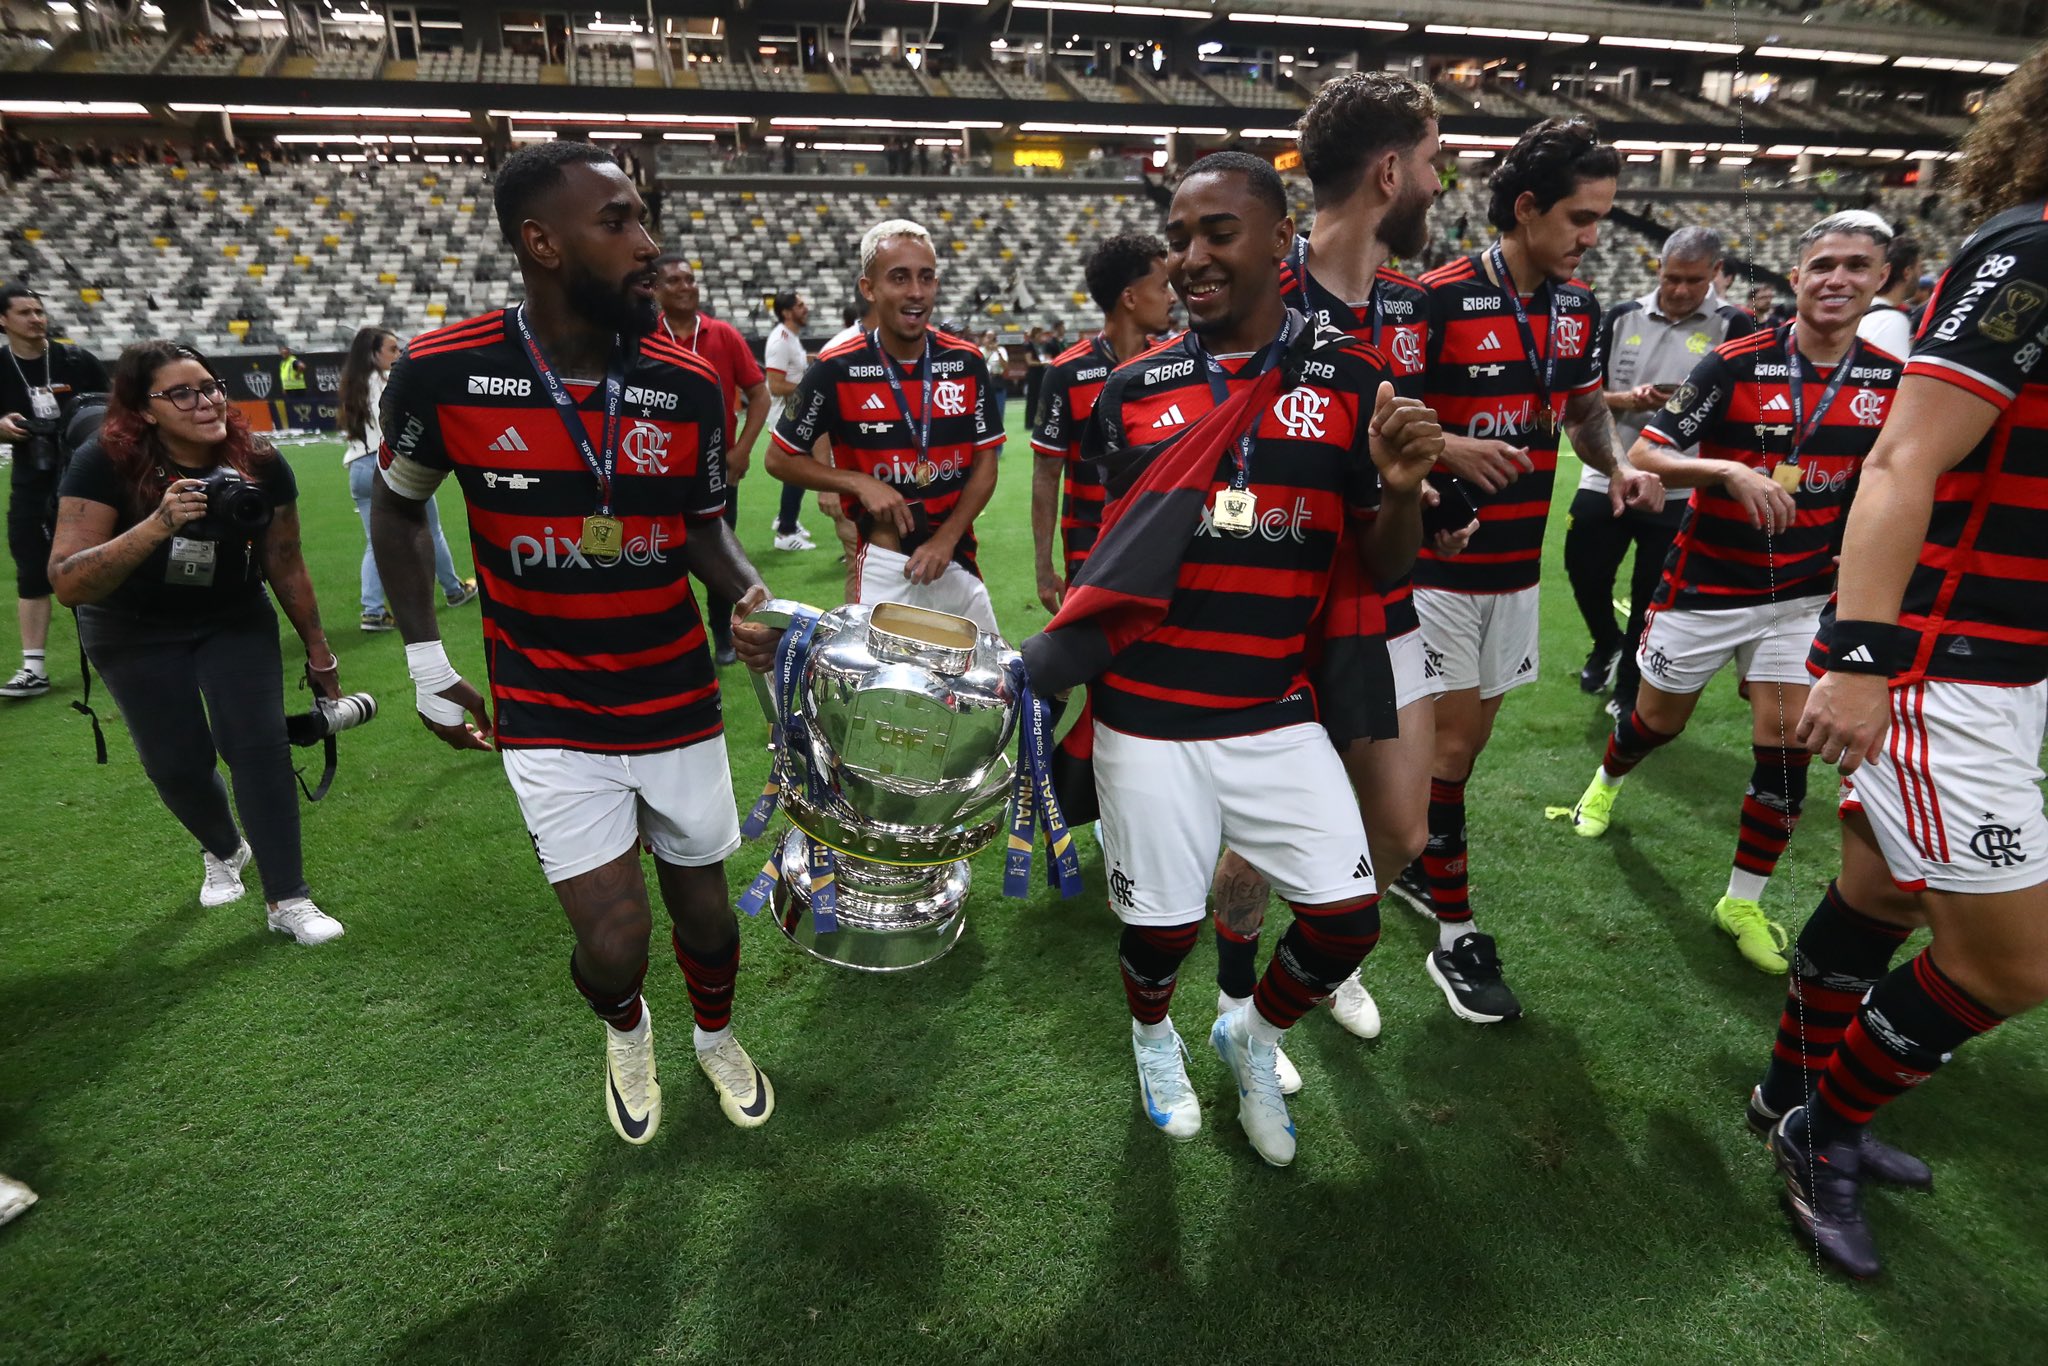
[371,142,779,1147]
[1561,214,1902,976]
[767,219,1004,636]
[1756,52,2048,1281]
[1,284,107,698]
[1406,118,1660,1025]
[1021,153,1439,1168]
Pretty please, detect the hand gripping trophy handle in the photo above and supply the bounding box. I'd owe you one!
[738,598,805,745]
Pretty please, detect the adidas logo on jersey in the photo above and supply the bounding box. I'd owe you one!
[1476,331,1504,353]
[1761,393,1791,412]
[861,393,888,412]
[1150,403,1188,431]
[489,427,529,453]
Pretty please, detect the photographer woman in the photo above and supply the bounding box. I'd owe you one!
[47,341,344,945]
[337,326,474,632]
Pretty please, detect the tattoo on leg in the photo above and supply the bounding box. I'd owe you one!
[1212,853,1272,935]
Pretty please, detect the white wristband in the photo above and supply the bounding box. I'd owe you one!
[404,640,467,726]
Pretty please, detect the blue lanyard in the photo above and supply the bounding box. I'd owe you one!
[869,328,932,463]
[1488,242,1560,417]
[1288,237,1383,349]
[1196,313,1296,489]
[1780,322,1859,467]
[513,304,626,514]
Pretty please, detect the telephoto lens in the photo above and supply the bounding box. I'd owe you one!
[286,692,379,746]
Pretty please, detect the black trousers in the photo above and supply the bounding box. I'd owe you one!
[1561,487,1680,706]
[705,487,740,650]
[6,467,57,598]
[77,594,309,903]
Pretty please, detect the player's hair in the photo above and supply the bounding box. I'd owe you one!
[1882,234,1923,291]
[1661,226,1723,264]
[1083,232,1167,315]
[492,140,617,253]
[651,251,692,274]
[1182,150,1289,221]
[842,303,861,327]
[1487,118,1620,233]
[1956,46,2048,215]
[1797,210,1893,259]
[0,282,40,316]
[1295,72,1438,209]
[336,325,396,446]
[772,291,799,322]
[97,339,273,520]
[859,218,935,279]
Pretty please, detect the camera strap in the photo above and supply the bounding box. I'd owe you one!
[69,609,108,766]
[290,661,340,803]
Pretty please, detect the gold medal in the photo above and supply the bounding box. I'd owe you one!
[1535,406,1559,436]
[581,513,625,557]
[1771,463,1802,493]
[1213,487,1258,533]
[913,460,938,488]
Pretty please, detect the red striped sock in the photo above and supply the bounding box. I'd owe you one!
[1811,951,2002,1144]
[1762,882,1910,1113]
[673,929,739,1034]
[1732,745,1810,886]
[1252,897,1381,1030]
[1424,777,1470,924]
[1119,920,1200,1025]
[1600,709,1678,779]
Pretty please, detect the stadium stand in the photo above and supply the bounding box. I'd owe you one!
[412,46,480,83]
[476,48,541,84]
[308,40,384,82]
[936,69,1002,100]
[574,43,639,89]
[865,63,929,99]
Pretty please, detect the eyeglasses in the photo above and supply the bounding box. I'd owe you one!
[148,380,228,411]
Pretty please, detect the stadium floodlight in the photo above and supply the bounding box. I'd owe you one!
[661,133,718,141]
[1019,121,1229,135]
[1234,128,1298,139]
[510,131,557,140]
[1012,0,1115,11]
[168,103,472,120]
[1599,36,1744,55]
[0,100,150,116]
[1228,12,1408,30]
[488,110,750,125]
[1426,25,1572,42]
[1754,45,1888,66]
[768,116,1002,130]
[591,131,643,140]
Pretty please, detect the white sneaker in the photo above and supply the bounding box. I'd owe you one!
[266,897,345,946]
[772,529,815,552]
[0,1172,38,1226]
[603,1006,662,1145]
[697,1033,775,1128]
[200,840,252,907]
[1326,971,1383,1040]
[1209,1007,1298,1167]
[1131,1022,1201,1140]
[1214,999,1302,1095]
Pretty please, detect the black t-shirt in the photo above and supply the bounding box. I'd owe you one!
[58,438,298,618]
[3,342,109,486]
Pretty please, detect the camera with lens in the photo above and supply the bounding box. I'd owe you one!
[190,467,273,539]
[286,692,378,748]
[16,414,63,475]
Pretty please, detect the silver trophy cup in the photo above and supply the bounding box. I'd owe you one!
[746,600,1019,971]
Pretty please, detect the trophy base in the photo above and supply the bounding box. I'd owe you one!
[768,829,972,972]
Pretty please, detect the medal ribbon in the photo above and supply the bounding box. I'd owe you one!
[869,328,933,468]
[736,608,825,918]
[1488,242,1561,434]
[1288,237,1384,349]
[1197,312,1296,490]
[1003,657,1084,901]
[513,304,626,516]
[1779,322,1860,468]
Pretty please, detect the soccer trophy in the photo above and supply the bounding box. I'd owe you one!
[735,600,1081,972]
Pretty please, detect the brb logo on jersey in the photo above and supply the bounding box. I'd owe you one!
[468,375,533,397]
[933,379,970,418]
[1849,388,1888,427]
[1273,386,1330,439]
[624,385,678,411]
[621,420,672,475]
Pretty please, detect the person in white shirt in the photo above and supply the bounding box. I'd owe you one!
[979,328,1010,429]
[762,292,815,552]
[1856,232,1921,360]
[336,326,474,632]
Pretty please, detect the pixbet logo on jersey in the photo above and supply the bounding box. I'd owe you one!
[506,523,671,575]
[621,419,671,475]
[877,451,967,485]
[1196,494,1314,543]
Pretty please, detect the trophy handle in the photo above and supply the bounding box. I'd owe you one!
[741,598,811,736]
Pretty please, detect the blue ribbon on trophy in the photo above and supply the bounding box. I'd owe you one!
[739,607,824,921]
[1003,658,1084,900]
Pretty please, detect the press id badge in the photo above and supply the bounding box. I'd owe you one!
[166,536,218,587]
[28,388,58,421]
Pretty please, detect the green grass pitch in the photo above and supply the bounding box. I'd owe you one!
[3,409,2045,1364]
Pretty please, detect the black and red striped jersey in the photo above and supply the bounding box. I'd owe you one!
[1083,320,1389,740]
[771,327,1003,573]
[1415,251,1605,594]
[1886,198,2048,685]
[1031,332,1122,577]
[378,309,729,753]
[1279,254,1430,637]
[1641,325,1901,611]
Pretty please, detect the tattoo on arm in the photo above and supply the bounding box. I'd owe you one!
[48,496,164,605]
[262,504,327,648]
[1565,388,1620,476]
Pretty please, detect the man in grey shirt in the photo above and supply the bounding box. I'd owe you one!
[1566,226,1755,713]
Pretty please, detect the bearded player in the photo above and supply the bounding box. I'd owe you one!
[372,142,778,1145]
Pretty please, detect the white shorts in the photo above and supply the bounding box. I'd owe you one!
[1637,597,1822,695]
[1092,720,1374,926]
[501,740,743,884]
[1414,585,1541,700]
[855,544,1002,640]
[1388,627,1442,712]
[1841,679,2048,896]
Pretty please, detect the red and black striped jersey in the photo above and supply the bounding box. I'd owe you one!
[1888,198,2048,685]
[1415,251,1605,594]
[1082,321,1389,740]
[1641,326,1901,611]
[1279,256,1430,637]
[771,327,1003,573]
[1031,332,1122,577]
[378,309,730,753]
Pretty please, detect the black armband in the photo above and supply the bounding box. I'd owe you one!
[1828,619,1913,676]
